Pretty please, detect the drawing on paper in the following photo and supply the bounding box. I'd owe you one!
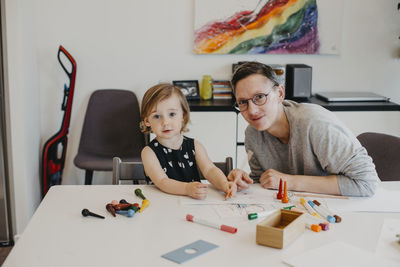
[212,204,267,219]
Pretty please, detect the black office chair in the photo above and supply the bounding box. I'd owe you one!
[357,132,400,181]
[112,156,233,184]
[74,89,146,185]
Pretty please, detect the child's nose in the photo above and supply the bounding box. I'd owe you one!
[162,117,169,125]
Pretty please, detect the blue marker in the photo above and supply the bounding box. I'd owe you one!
[307,201,335,223]
[115,209,135,218]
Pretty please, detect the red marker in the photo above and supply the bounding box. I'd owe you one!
[276,178,283,199]
[186,214,237,234]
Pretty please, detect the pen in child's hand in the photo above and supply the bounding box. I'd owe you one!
[225,183,234,200]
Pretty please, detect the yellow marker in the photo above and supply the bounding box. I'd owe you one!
[139,199,150,213]
[300,198,321,218]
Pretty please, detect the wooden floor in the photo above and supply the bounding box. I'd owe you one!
[0,246,13,266]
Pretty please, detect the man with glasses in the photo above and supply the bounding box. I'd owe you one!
[227,61,379,197]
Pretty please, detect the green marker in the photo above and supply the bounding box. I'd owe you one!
[283,205,296,210]
[135,188,146,200]
[129,205,139,213]
[248,210,276,220]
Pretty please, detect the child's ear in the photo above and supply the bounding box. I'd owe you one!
[143,118,150,126]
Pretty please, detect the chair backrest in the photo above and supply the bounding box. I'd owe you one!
[112,157,147,185]
[74,89,146,171]
[357,132,400,181]
[198,157,233,179]
[112,156,234,184]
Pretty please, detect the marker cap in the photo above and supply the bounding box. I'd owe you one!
[221,224,237,233]
[186,214,194,222]
[327,215,336,223]
[319,223,329,231]
[310,224,322,232]
[334,215,342,223]
[248,213,258,220]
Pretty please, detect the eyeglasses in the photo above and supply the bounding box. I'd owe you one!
[234,89,274,111]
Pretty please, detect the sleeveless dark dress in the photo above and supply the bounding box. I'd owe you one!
[148,136,200,182]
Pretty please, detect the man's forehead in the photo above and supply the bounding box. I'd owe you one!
[235,81,274,99]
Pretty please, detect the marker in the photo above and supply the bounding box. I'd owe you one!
[106,204,116,217]
[283,205,296,210]
[281,180,289,203]
[225,184,234,200]
[304,213,329,231]
[186,214,237,234]
[135,188,147,200]
[304,213,327,225]
[276,178,283,199]
[300,198,321,218]
[113,202,140,211]
[307,201,336,223]
[288,207,304,213]
[115,209,135,217]
[305,222,322,232]
[139,199,150,213]
[313,200,342,223]
[248,209,277,220]
[319,223,330,231]
[81,209,105,219]
[113,203,134,210]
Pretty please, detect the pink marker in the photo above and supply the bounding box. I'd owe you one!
[186,214,237,234]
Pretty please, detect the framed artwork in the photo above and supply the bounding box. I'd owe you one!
[173,80,200,100]
[194,0,343,55]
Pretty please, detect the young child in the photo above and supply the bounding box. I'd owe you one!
[140,83,236,199]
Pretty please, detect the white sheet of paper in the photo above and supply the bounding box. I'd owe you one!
[325,186,400,213]
[180,185,276,205]
[376,218,400,262]
[282,241,399,267]
[212,203,271,219]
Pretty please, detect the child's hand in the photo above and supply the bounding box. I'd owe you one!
[224,182,237,200]
[186,182,208,199]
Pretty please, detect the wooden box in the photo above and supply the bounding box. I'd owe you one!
[256,209,305,249]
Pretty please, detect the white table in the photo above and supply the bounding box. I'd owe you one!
[3,183,400,267]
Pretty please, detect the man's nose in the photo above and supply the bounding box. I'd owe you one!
[246,100,258,113]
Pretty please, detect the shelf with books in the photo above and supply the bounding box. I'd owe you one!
[212,80,233,100]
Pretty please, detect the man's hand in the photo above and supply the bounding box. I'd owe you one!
[227,169,253,191]
[259,169,289,189]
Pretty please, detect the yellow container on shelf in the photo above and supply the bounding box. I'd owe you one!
[200,75,213,100]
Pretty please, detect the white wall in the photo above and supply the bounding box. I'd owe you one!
[4,0,400,233]
[3,0,41,235]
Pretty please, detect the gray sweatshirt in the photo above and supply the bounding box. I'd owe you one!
[245,100,379,197]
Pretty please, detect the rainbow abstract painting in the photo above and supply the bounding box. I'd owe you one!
[194,0,342,55]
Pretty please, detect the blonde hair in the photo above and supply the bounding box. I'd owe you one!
[140,83,190,134]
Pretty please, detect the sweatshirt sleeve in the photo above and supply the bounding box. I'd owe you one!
[245,126,263,182]
[309,121,380,197]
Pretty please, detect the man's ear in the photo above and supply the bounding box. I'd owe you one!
[277,85,285,103]
[144,118,151,127]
